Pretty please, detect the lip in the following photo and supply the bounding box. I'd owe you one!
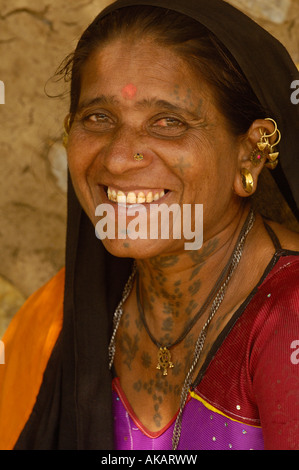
[102,183,167,193]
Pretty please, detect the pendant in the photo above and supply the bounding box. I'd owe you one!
[156,347,174,376]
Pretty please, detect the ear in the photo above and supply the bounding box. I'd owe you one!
[233,118,276,197]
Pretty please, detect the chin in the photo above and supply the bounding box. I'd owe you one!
[100,237,183,260]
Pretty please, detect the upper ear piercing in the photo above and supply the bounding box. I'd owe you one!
[250,118,281,170]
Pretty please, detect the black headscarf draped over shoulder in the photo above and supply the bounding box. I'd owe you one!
[15,0,299,450]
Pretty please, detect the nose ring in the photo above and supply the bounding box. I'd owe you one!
[133,153,144,161]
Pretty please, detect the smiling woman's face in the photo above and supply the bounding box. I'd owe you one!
[67,38,244,258]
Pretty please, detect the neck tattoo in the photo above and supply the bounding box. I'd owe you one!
[108,208,255,449]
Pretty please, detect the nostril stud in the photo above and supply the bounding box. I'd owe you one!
[133,153,144,161]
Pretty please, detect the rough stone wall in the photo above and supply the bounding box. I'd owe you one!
[0,0,298,337]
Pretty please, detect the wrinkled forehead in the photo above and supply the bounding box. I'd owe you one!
[77,38,213,113]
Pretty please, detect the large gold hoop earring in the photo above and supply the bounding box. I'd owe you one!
[240,168,254,194]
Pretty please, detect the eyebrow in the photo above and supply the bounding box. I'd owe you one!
[77,95,199,118]
[135,98,195,115]
[77,95,120,113]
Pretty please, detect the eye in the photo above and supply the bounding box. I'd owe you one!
[82,112,115,131]
[154,117,182,127]
[150,116,187,137]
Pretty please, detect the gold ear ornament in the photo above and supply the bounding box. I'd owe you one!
[250,118,281,170]
[240,168,254,194]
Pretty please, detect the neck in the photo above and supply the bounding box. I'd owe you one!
[135,204,252,342]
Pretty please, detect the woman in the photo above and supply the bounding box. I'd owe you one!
[0,0,298,451]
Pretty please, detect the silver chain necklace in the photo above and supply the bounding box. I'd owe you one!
[108,208,255,450]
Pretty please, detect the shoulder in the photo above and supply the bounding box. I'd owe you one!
[261,252,299,293]
[266,219,299,251]
[247,253,299,366]
[240,253,299,363]
[253,253,299,319]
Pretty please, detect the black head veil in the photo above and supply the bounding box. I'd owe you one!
[14,0,299,450]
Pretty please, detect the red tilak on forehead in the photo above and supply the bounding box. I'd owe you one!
[121,83,137,99]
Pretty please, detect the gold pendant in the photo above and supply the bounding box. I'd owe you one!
[156,347,174,376]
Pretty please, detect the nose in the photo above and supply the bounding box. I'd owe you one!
[102,125,149,175]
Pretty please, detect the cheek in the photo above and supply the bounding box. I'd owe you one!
[177,152,232,205]
[169,147,209,192]
[67,131,96,181]
[67,143,98,221]
[67,153,86,193]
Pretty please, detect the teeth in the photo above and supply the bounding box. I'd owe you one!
[107,187,166,204]
[126,192,136,204]
[117,190,126,204]
[146,192,153,203]
[110,189,117,202]
[137,192,146,203]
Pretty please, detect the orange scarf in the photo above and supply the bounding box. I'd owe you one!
[0,269,65,450]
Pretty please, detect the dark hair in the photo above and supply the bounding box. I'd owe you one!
[57,6,267,135]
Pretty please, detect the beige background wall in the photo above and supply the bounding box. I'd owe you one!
[0,0,299,337]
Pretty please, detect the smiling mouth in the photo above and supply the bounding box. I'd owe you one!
[106,186,169,204]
